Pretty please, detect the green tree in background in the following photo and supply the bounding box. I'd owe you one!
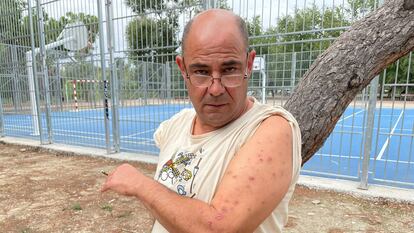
[380,54,414,97]
[0,0,25,44]
[245,0,411,97]
[0,0,98,53]
[245,5,349,89]
[124,0,228,99]
[0,0,99,104]
[125,0,181,63]
[346,0,378,20]
[125,0,230,63]
[269,5,348,54]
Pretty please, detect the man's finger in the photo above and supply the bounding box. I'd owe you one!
[101,183,109,192]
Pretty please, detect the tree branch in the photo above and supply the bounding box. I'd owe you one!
[284,0,414,165]
[404,0,414,9]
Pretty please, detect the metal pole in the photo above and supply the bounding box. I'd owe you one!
[73,80,78,111]
[36,1,53,144]
[262,55,267,103]
[97,0,111,154]
[91,54,97,108]
[116,59,124,107]
[166,61,172,103]
[203,0,216,9]
[11,45,22,112]
[261,70,266,104]
[143,62,148,105]
[56,60,63,111]
[65,80,69,107]
[105,0,120,153]
[359,75,379,190]
[290,52,297,90]
[27,0,43,140]
[0,91,4,137]
[161,63,166,102]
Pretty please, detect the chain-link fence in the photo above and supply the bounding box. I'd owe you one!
[0,0,412,189]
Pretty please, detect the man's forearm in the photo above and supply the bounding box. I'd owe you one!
[134,175,227,233]
[101,164,230,232]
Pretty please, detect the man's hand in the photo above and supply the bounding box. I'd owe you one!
[101,163,144,196]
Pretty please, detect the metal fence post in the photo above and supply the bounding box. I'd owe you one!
[11,45,22,112]
[161,63,166,101]
[105,0,120,153]
[97,0,112,154]
[359,75,379,190]
[91,54,98,108]
[0,92,4,137]
[203,0,216,9]
[290,52,297,89]
[143,62,149,105]
[27,0,43,141]
[166,62,172,103]
[260,59,266,104]
[36,0,53,144]
[116,59,125,107]
[358,0,384,190]
[56,60,63,111]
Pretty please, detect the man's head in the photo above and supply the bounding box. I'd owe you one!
[181,10,250,56]
[176,9,256,132]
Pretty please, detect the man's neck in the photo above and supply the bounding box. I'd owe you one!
[192,98,254,135]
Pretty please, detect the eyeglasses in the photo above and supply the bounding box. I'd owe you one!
[183,59,249,88]
[186,71,248,88]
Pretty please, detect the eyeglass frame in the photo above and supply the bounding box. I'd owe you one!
[182,53,250,88]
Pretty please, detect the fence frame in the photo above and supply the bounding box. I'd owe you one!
[0,0,412,190]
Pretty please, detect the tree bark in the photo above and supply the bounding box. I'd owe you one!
[284,0,414,165]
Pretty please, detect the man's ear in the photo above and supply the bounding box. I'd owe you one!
[176,55,187,80]
[247,49,256,77]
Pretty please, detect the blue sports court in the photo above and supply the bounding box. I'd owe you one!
[2,104,414,188]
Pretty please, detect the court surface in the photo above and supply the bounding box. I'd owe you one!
[3,104,413,188]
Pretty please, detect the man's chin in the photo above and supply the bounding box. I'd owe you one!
[203,114,233,128]
[203,104,228,112]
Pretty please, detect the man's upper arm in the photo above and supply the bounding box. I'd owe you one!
[210,115,293,232]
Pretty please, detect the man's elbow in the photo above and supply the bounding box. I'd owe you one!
[197,215,253,233]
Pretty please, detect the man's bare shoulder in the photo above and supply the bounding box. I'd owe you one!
[251,114,292,144]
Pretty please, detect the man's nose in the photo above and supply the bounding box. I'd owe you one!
[208,74,226,96]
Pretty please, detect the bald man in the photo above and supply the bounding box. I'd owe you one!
[102,9,302,233]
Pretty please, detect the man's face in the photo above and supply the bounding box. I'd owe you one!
[176,14,255,130]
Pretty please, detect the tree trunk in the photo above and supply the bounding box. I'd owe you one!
[284,0,414,165]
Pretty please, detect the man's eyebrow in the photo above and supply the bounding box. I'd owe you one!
[222,60,243,66]
[189,63,209,69]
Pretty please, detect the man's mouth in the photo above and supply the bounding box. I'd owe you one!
[205,103,227,108]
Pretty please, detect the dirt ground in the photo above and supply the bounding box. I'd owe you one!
[0,143,413,233]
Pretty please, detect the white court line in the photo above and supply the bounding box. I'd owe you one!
[121,128,156,139]
[376,158,414,164]
[338,124,413,133]
[378,114,414,117]
[49,131,155,143]
[315,153,413,165]
[53,128,106,136]
[376,110,404,161]
[4,126,36,133]
[337,110,365,123]
[51,118,104,128]
[53,132,106,141]
[315,153,360,160]
[7,123,155,138]
[120,139,155,146]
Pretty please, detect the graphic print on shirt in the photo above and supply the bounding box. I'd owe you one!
[158,148,203,198]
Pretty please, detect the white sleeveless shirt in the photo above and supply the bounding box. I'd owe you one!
[152,98,302,233]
